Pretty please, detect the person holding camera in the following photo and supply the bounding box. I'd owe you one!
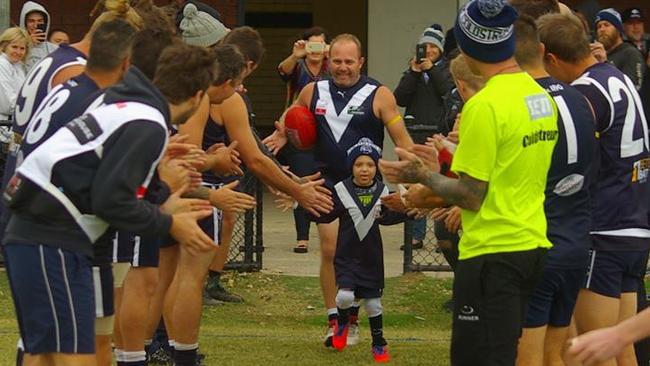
[277,26,330,253]
[19,1,58,71]
[394,25,454,250]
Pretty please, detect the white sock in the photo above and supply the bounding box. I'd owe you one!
[122,350,146,362]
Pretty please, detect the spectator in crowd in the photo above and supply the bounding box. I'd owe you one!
[0,27,31,126]
[19,1,58,71]
[622,7,650,65]
[594,8,646,90]
[394,25,453,250]
[174,0,222,30]
[277,26,329,253]
[48,28,70,45]
[394,25,452,134]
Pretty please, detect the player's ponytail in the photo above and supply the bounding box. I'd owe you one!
[89,0,143,35]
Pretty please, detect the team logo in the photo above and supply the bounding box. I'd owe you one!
[348,105,365,116]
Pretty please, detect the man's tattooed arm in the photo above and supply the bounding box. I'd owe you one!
[421,172,487,211]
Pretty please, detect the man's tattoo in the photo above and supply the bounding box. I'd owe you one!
[421,172,487,211]
[399,159,426,183]
[183,186,211,201]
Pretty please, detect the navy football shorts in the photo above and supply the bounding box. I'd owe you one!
[4,243,95,354]
[131,234,161,268]
[525,267,586,327]
[584,249,648,298]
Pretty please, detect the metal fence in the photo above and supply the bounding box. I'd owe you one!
[0,120,264,272]
[402,219,452,272]
[223,171,264,272]
[402,124,454,273]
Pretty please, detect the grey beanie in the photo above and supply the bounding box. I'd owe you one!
[419,27,445,53]
[180,3,229,47]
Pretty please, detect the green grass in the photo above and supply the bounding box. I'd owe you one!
[0,272,453,365]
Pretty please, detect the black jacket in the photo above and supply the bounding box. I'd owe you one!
[608,42,646,90]
[5,67,172,256]
[394,61,454,134]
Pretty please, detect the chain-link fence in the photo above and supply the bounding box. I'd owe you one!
[223,171,264,272]
[403,124,454,273]
[402,219,452,272]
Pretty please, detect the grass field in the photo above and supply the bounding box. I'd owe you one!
[0,271,453,366]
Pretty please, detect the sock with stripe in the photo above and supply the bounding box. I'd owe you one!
[174,342,199,366]
[115,349,125,366]
[123,350,147,366]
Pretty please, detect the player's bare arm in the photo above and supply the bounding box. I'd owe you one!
[374,86,414,149]
[379,147,486,211]
[218,92,333,215]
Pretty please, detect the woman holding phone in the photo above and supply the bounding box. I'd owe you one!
[277,26,330,253]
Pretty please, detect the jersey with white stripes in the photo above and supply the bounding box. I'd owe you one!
[536,76,596,268]
[310,76,384,182]
[5,45,87,182]
[572,63,650,250]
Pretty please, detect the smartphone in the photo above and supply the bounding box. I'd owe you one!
[305,41,325,54]
[416,44,427,63]
[36,23,47,34]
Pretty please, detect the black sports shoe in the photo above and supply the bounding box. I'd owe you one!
[399,240,424,250]
[205,277,244,303]
[148,347,173,366]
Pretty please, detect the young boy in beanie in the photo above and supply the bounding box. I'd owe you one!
[308,138,406,363]
[379,0,558,365]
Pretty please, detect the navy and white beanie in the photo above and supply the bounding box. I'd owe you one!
[419,26,445,53]
[595,8,624,35]
[346,138,382,171]
[453,0,518,63]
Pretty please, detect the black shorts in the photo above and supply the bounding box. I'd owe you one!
[338,285,382,299]
[112,231,135,263]
[451,248,546,366]
[131,235,160,268]
[198,207,222,245]
[525,267,586,328]
[584,249,648,298]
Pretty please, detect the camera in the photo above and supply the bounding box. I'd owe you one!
[416,44,427,64]
[36,23,47,33]
[306,41,325,54]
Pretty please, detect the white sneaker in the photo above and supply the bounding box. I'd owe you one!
[324,322,335,348]
[347,322,360,345]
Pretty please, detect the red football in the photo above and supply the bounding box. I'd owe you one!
[284,105,317,150]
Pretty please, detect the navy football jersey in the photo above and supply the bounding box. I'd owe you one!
[21,73,101,159]
[536,77,596,268]
[310,76,384,183]
[2,44,86,214]
[572,63,650,250]
[13,44,87,138]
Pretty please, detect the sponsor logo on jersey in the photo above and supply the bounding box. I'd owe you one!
[348,105,365,116]
[525,94,554,120]
[632,158,650,183]
[66,114,102,145]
